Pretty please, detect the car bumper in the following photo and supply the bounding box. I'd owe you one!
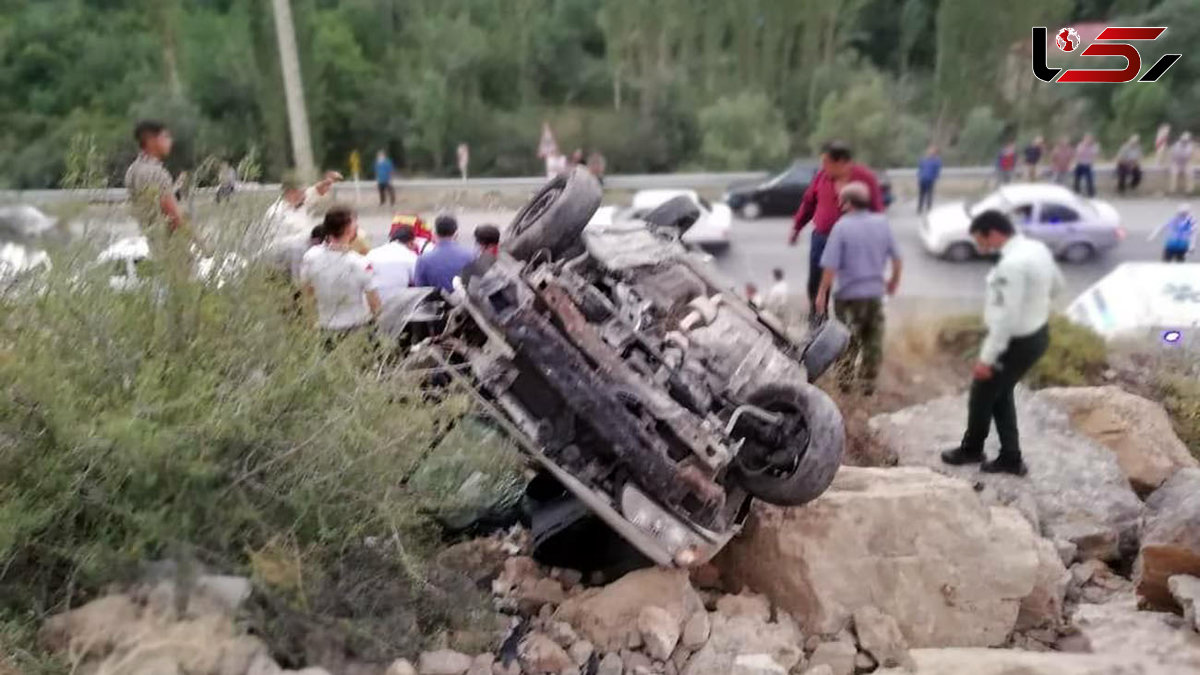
[919,219,945,255]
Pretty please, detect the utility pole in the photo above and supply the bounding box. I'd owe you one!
[270,0,316,180]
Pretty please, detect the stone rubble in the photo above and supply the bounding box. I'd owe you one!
[37,386,1200,675]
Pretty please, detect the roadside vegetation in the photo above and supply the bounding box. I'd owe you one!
[0,202,524,670]
[3,0,1199,188]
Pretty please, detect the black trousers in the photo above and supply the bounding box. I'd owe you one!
[378,182,396,206]
[1116,162,1142,194]
[960,325,1050,460]
[1073,165,1095,197]
[918,180,935,213]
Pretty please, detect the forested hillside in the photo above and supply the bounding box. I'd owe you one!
[0,0,1196,187]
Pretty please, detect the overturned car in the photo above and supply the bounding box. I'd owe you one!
[398,167,848,567]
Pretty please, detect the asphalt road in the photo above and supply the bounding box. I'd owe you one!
[357,195,1182,313]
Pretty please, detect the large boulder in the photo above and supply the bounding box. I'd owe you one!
[682,611,803,675]
[1037,386,1198,495]
[1016,537,1070,631]
[1135,468,1200,610]
[870,390,1143,562]
[718,467,1046,647]
[1070,594,1200,673]
[554,568,704,651]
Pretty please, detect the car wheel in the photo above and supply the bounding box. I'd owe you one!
[730,382,844,507]
[504,166,603,262]
[944,242,976,262]
[739,201,762,219]
[1062,242,1095,264]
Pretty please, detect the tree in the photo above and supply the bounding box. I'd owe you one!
[697,93,790,171]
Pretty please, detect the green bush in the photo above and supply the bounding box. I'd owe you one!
[1155,374,1200,460]
[0,203,523,662]
[697,92,790,171]
[936,314,1108,388]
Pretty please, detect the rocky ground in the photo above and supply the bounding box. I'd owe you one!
[35,386,1200,675]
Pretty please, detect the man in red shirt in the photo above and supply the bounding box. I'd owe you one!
[789,142,884,312]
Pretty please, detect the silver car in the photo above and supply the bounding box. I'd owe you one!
[922,184,1124,263]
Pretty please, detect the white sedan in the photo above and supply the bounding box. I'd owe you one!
[588,189,732,249]
[921,184,1122,263]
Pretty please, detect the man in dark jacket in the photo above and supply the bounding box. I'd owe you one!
[789,141,884,313]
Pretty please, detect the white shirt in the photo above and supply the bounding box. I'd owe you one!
[764,281,789,317]
[980,235,1065,365]
[299,244,374,330]
[365,242,418,303]
[264,187,324,239]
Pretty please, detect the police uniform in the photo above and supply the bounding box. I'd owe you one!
[953,235,1064,470]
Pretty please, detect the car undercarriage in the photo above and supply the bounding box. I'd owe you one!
[395,167,849,566]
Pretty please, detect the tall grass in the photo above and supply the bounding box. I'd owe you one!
[0,194,523,665]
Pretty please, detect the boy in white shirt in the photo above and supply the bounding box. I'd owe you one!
[299,206,381,335]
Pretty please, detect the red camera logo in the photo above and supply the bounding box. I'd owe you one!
[1032,26,1181,83]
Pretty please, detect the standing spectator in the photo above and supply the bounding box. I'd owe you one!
[1023,136,1045,181]
[267,224,326,288]
[366,225,419,304]
[1155,123,1172,165]
[1074,134,1099,197]
[764,268,791,323]
[1169,132,1195,195]
[1049,136,1075,185]
[1115,134,1143,195]
[545,151,568,179]
[462,224,502,282]
[413,215,475,292]
[124,120,183,237]
[788,141,884,313]
[457,143,470,182]
[916,145,942,213]
[996,142,1018,185]
[375,150,396,207]
[216,161,237,203]
[570,148,585,166]
[941,210,1064,477]
[814,182,903,396]
[264,170,344,238]
[1149,204,1196,262]
[474,224,501,258]
[299,206,381,335]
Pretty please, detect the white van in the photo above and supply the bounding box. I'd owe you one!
[1067,262,1200,344]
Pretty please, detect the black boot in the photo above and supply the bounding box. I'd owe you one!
[981,455,1028,476]
[941,447,984,465]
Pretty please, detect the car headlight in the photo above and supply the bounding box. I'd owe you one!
[620,484,704,560]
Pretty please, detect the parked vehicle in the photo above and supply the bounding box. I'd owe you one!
[922,183,1123,263]
[588,189,732,249]
[724,162,893,220]
[1067,262,1200,345]
[398,167,850,567]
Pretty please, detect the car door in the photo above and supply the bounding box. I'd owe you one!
[1026,201,1079,250]
[765,165,814,215]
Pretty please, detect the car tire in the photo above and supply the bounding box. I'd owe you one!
[730,382,844,507]
[643,195,702,232]
[504,166,603,262]
[1062,242,1095,264]
[944,242,976,262]
[739,201,762,219]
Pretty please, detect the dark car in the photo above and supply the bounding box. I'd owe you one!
[724,161,893,219]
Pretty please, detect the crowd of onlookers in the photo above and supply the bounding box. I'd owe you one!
[914,124,1196,211]
[262,168,503,341]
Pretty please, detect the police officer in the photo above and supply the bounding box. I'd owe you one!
[941,210,1064,476]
